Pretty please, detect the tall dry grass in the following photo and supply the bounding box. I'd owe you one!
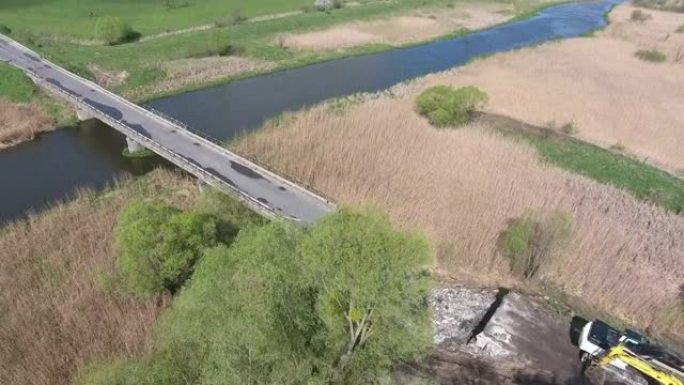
[0,169,199,385]
[409,4,684,172]
[0,98,52,149]
[234,95,684,341]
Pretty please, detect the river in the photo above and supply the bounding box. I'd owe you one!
[0,0,620,224]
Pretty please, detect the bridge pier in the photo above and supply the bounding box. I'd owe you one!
[125,137,146,153]
[76,107,95,121]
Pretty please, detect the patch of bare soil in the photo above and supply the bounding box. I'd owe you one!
[87,64,129,88]
[279,3,511,50]
[0,98,53,149]
[129,56,274,98]
[416,4,684,172]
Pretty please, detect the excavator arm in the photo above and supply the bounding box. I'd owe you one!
[599,345,684,385]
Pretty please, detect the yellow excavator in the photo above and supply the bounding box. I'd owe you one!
[578,320,684,385]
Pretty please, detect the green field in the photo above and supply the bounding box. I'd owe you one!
[0,0,315,39]
[16,0,448,98]
[0,63,37,103]
[0,0,555,102]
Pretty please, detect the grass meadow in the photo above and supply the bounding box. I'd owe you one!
[0,0,310,39]
[0,169,199,385]
[233,95,684,343]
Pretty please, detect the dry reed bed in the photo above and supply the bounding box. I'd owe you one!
[0,98,53,149]
[408,4,684,172]
[279,3,511,50]
[234,96,684,340]
[0,169,198,385]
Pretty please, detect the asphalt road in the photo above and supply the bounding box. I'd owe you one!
[0,35,333,224]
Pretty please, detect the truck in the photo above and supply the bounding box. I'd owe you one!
[578,319,684,385]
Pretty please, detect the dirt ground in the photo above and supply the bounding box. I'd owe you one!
[416,4,684,172]
[0,98,52,149]
[279,3,512,50]
[406,286,598,385]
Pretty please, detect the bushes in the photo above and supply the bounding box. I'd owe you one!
[498,210,572,279]
[630,9,652,22]
[314,0,344,11]
[635,49,667,62]
[114,200,217,296]
[94,16,136,45]
[0,24,11,35]
[415,85,488,127]
[185,31,236,58]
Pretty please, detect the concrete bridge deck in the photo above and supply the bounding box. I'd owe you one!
[0,35,333,224]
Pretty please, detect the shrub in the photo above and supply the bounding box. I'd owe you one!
[114,200,217,296]
[610,141,626,152]
[498,210,572,279]
[231,8,247,25]
[94,16,136,45]
[0,24,11,35]
[415,85,488,127]
[185,31,236,58]
[630,9,652,22]
[314,0,334,11]
[635,49,667,62]
[561,121,577,135]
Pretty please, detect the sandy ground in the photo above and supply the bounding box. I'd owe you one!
[279,3,513,50]
[417,4,684,172]
[0,98,52,149]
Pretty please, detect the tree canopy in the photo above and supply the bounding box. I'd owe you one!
[114,200,217,296]
[88,208,433,385]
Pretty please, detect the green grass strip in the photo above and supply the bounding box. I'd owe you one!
[491,116,684,213]
[0,63,37,103]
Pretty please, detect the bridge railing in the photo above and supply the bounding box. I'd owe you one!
[13,35,333,219]
[31,74,287,221]
[142,105,335,206]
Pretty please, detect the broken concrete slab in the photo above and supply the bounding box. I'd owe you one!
[429,285,497,350]
[466,292,585,383]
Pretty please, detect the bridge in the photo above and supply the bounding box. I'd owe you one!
[0,35,333,224]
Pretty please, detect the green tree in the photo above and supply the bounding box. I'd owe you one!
[299,209,433,383]
[415,85,488,127]
[88,209,433,385]
[94,16,134,45]
[498,209,572,279]
[114,200,217,296]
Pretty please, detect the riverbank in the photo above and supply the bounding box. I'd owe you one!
[0,64,74,149]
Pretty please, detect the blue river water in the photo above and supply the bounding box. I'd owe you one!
[0,0,620,223]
